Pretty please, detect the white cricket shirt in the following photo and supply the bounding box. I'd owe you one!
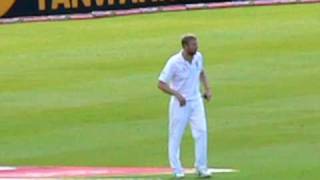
[159,50,204,101]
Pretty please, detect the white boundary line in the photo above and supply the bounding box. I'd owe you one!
[0,167,17,171]
[185,167,239,174]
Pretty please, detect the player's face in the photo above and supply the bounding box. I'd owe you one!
[185,39,198,56]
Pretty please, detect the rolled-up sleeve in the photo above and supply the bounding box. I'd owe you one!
[159,59,175,84]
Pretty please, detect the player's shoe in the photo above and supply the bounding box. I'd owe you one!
[174,172,185,179]
[197,169,212,178]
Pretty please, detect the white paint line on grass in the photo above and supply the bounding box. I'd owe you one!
[0,166,17,171]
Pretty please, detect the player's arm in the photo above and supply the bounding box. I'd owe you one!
[158,81,186,106]
[200,69,212,101]
[158,59,186,106]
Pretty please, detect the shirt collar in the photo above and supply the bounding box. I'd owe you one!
[180,50,195,65]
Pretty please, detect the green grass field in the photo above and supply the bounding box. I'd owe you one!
[0,3,320,179]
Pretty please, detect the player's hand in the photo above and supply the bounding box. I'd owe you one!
[203,89,212,102]
[175,93,186,107]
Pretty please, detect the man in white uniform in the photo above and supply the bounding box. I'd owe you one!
[158,34,212,178]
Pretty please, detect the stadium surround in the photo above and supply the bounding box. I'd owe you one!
[0,0,227,18]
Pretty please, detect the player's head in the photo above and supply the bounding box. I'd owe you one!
[181,34,198,56]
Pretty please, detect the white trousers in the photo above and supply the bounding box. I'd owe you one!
[168,96,208,174]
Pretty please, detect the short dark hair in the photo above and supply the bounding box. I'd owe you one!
[181,34,197,48]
